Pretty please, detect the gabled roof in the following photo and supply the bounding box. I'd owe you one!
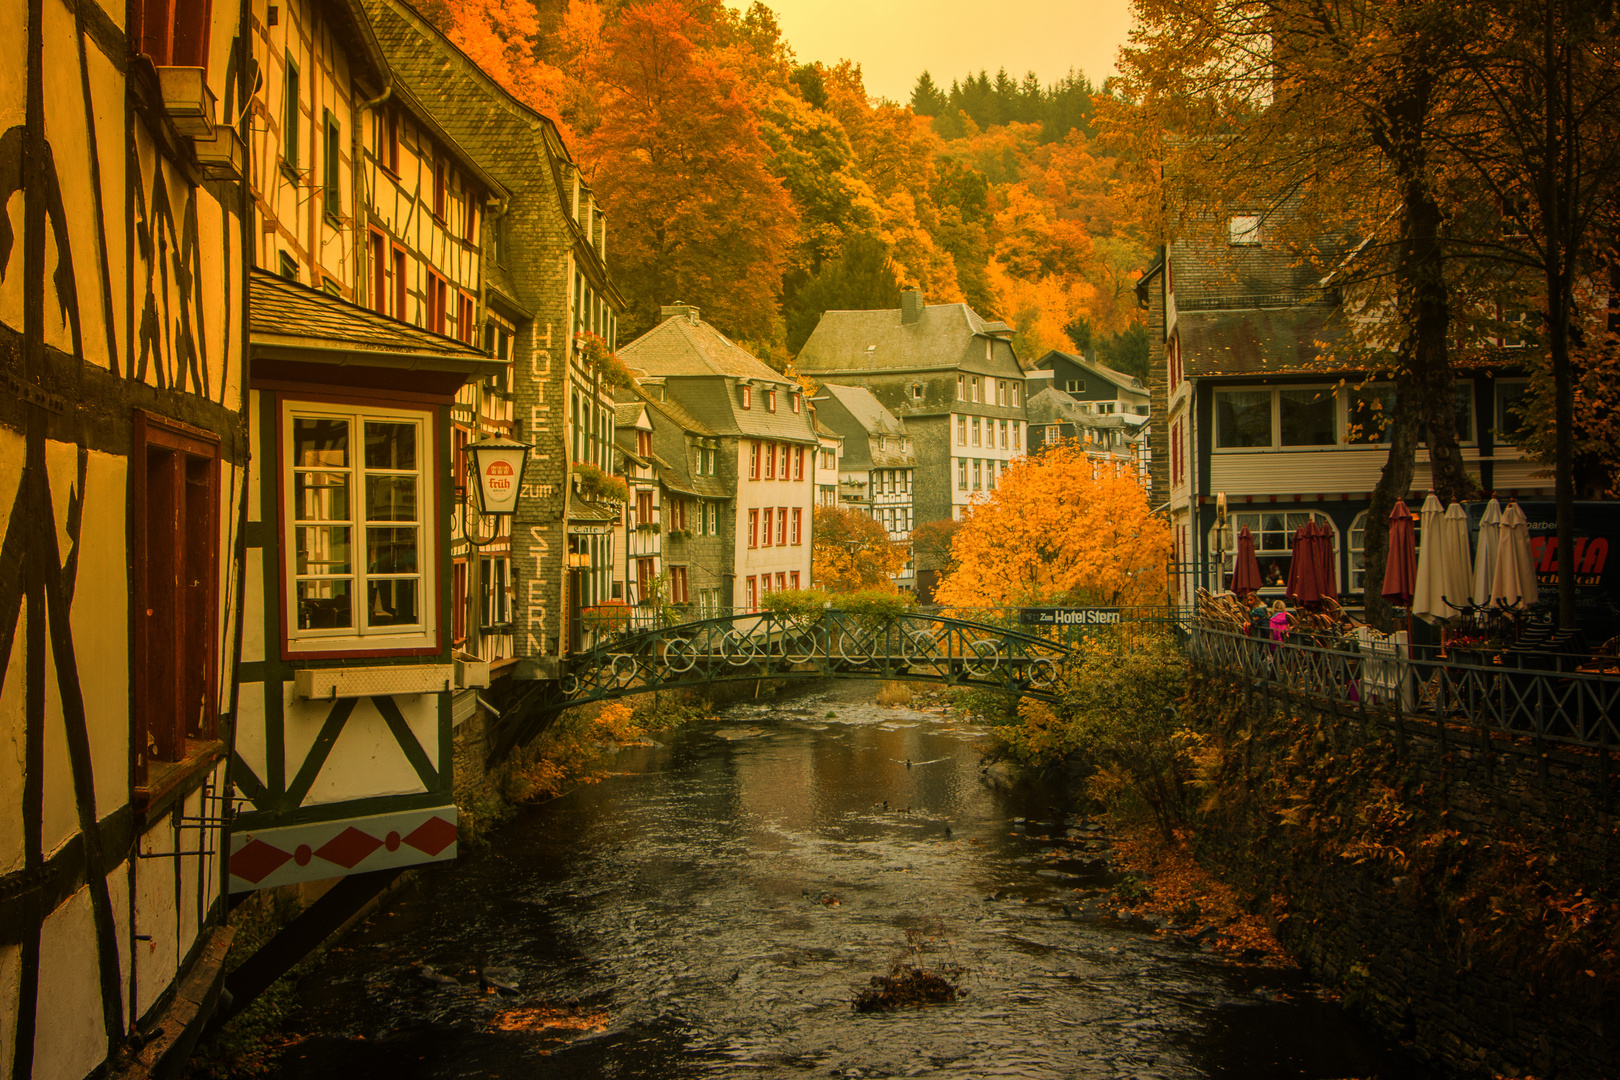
[814,384,907,437]
[614,401,650,429]
[1034,350,1148,394]
[620,314,791,383]
[249,270,502,377]
[639,389,716,439]
[796,302,1022,375]
[622,316,816,444]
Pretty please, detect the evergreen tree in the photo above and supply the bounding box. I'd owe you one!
[784,236,903,353]
[910,70,947,116]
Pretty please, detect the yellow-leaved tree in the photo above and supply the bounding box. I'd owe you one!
[934,443,1169,608]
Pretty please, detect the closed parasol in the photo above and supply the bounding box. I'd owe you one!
[1472,497,1503,607]
[1312,522,1339,602]
[1412,492,1447,623]
[1436,501,1474,618]
[1286,524,1323,604]
[1382,499,1418,607]
[1230,525,1262,594]
[1490,500,1539,608]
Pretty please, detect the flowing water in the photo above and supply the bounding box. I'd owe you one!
[263,682,1431,1080]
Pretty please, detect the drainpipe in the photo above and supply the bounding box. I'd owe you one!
[351,76,392,308]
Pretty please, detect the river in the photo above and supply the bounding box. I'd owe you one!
[261,682,1431,1080]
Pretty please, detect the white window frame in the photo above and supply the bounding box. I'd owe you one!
[1213,510,1340,594]
[282,399,439,655]
[1212,384,1342,451]
[1230,214,1261,245]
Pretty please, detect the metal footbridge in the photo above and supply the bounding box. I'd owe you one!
[487,609,1073,761]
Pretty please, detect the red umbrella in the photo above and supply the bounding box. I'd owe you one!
[1312,522,1339,602]
[1382,500,1418,607]
[1287,525,1321,604]
[1230,525,1262,594]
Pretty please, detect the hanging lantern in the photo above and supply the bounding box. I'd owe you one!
[466,435,532,516]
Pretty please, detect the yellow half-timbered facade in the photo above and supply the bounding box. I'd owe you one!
[227,0,502,897]
[1,0,248,1068]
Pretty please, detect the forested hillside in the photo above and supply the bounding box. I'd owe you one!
[421,0,1149,373]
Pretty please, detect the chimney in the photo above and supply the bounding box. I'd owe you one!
[660,302,700,325]
[900,288,924,326]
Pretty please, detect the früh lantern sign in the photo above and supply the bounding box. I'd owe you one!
[465,435,532,521]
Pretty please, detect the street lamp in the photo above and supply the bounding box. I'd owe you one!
[466,434,532,520]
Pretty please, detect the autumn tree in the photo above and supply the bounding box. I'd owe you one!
[1107,0,1487,628]
[934,444,1170,608]
[811,505,906,593]
[582,0,797,339]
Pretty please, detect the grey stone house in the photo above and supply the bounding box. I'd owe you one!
[796,290,1029,530]
[621,387,733,617]
[621,306,817,609]
[366,0,626,673]
[1027,350,1151,418]
[1024,387,1150,484]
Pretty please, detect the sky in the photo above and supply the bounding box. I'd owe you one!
[734,0,1137,103]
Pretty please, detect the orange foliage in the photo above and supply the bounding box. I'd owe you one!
[439,0,570,133]
[582,0,796,339]
[934,442,1169,607]
[811,505,905,592]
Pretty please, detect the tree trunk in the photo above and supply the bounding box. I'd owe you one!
[1363,381,1421,632]
[1542,6,1578,630]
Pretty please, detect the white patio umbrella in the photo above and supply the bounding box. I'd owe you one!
[1490,500,1540,608]
[1435,501,1474,619]
[1472,497,1503,607]
[1412,492,1448,623]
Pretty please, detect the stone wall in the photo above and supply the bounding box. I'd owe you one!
[1185,672,1618,1079]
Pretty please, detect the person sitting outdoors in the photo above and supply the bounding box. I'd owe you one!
[1269,599,1294,643]
[1247,592,1269,636]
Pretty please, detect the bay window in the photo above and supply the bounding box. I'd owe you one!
[285,402,436,653]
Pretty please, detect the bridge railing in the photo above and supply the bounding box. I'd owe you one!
[1187,624,1620,752]
[559,608,1077,703]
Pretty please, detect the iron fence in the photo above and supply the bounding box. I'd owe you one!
[560,609,1075,704]
[1187,625,1620,752]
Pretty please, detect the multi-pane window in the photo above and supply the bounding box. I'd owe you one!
[482,556,511,627]
[972,459,982,489]
[749,509,760,547]
[426,272,448,335]
[746,576,758,609]
[670,566,689,603]
[323,110,342,218]
[958,415,967,445]
[133,414,220,781]
[1000,420,1008,449]
[1011,383,1020,407]
[282,55,299,170]
[791,507,802,545]
[741,386,752,409]
[972,417,981,446]
[764,442,775,480]
[750,441,760,480]
[958,458,967,490]
[768,389,778,412]
[1012,421,1021,450]
[706,502,718,535]
[957,374,965,400]
[288,406,430,646]
[762,508,774,546]
[1346,383,1474,445]
[1215,390,1271,448]
[794,447,804,480]
[1220,511,1338,591]
[458,293,477,345]
[791,571,801,590]
[776,507,787,545]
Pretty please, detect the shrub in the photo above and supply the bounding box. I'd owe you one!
[574,460,629,503]
[876,681,914,707]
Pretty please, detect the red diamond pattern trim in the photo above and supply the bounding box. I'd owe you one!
[230,839,294,884]
[403,815,457,857]
[315,826,385,869]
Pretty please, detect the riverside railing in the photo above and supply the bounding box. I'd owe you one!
[1186,625,1620,752]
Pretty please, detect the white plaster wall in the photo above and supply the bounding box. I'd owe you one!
[133,822,179,1019]
[33,887,106,1080]
[0,425,25,877]
[241,547,265,665]
[301,694,431,805]
[68,449,130,820]
[0,941,18,1079]
[234,681,267,790]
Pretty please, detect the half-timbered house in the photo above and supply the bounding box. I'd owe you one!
[226,0,505,904]
[1,0,248,1069]
[362,0,626,678]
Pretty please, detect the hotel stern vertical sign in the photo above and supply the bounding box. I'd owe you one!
[1019,607,1123,626]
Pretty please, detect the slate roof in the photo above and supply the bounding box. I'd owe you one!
[620,315,792,383]
[1178,305,1353,377]
[614,402,650,429]
[1026,387,1149,430]
[640,389,716,439]
[815,385,907,437]
[249,270,503,375]
[622,316,817,444]
[796,302,1023,377]
[634,389,729,499]
[1033,351,1148,394]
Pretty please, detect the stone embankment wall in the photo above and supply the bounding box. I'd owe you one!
[1182,671,1617,1079]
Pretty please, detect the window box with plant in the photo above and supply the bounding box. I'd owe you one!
[574,460,629,503]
